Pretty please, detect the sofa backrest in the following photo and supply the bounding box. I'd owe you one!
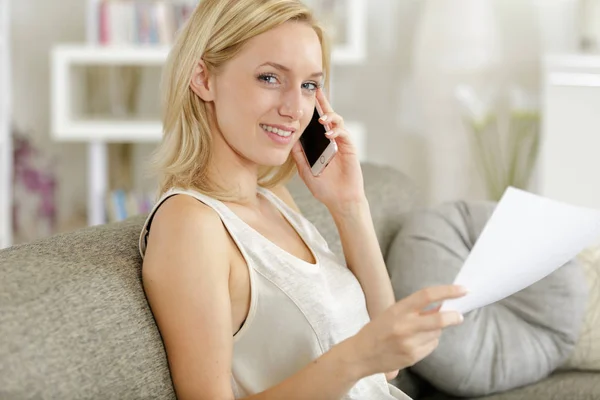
[0,216,175,399]
[0,163,417,399]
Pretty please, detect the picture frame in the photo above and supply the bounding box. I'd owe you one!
[303,0,367,64]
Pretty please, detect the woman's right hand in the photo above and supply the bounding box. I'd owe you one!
[349,285,467,376]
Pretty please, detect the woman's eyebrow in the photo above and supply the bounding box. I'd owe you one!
[259,62,323,78]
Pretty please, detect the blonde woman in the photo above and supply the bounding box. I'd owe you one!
[139,0,466,399]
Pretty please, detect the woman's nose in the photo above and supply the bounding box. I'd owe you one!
[280,104,304,120]
[279,90,305,120]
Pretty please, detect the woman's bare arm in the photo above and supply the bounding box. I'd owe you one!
[327,199,399,380]
[143,196,236,399]
[327,198,395,321]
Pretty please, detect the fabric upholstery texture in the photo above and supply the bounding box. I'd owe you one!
[561,245,600,370]
[422,371,600,400]
[386,200,588,397]
[0,216,175,399]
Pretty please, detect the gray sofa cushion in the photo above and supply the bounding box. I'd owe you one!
[387,201,588,397]
[0,217,176,399]
[423,371,600,400]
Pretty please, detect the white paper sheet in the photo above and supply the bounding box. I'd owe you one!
[441,187,600,314]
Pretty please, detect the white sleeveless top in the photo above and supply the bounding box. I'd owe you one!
[139,187,410,400]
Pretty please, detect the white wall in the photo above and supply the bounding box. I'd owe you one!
[11,0,548,239]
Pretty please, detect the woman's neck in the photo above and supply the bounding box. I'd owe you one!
[208,136,261,208]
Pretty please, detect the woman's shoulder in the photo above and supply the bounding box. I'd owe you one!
[152,194,222,235]
[143,193,228,258]
[157,192,217,217]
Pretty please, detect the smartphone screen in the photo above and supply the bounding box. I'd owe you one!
[300,108,331,166]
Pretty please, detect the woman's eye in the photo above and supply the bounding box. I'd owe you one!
[258,74,278,85]
[302,82,319,92]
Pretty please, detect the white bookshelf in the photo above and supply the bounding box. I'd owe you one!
[51,46,168,142]
[51,0,368,226]
[0,0,12,248]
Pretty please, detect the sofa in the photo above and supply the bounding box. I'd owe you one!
[1,163,598,399]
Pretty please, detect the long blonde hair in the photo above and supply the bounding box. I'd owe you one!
[152,0,331,200]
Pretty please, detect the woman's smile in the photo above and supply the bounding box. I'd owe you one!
[260,123,296,145]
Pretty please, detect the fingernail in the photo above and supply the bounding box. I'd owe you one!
[458,286,468,294]
[320,115,328,122]
[325,130,334,136]
[457,313,464,323]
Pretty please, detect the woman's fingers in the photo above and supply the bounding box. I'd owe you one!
[394,285,467,315]
[323,127,347,140]
[319,111,344,130]
[316,88,334,114]
[420,304,442,316]
[290,141,311,176]
[416,311,464,331]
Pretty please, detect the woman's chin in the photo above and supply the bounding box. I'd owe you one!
[257,154,291,168]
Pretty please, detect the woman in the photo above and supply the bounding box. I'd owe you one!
[139,0,466,399]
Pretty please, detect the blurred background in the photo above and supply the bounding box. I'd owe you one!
[1,0,600,248]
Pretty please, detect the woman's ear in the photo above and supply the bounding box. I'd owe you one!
[190,60,214,101]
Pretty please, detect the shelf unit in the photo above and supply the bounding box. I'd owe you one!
[51,45,168,142]
[538,53,600,209]
[0,0,11,249]
[51,0,368,226]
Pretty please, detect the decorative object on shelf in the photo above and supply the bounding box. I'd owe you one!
[455,85,541,202]
[411,0,504,204]
[12,126,58,243]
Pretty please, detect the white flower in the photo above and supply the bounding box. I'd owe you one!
[509,85,539,114]
[454,84,495,126]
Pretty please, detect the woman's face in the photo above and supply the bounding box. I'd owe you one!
[208,21,323,167]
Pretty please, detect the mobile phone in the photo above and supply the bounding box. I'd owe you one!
[300,106,338,176]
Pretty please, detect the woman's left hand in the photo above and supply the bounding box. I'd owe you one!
[291,88,366,214]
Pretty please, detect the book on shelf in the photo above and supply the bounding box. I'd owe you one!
[98,0,198,46]
[105,189,156,223]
